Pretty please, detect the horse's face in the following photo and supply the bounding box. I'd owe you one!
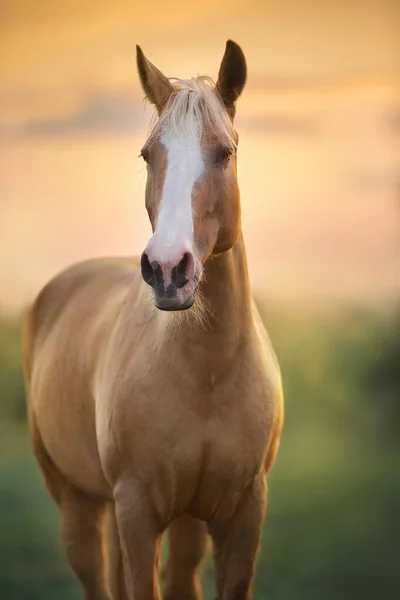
[137,41,247,311]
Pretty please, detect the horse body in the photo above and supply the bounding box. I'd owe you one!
[24,41,284,600]
[26,257,140,498]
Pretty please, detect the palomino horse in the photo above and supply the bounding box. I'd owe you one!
[23,40,284,600]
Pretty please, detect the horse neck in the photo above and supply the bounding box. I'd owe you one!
[199,231,253,333]
[163,232,254,383]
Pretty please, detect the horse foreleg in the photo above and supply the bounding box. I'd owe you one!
[161,515,208,600]
[208,476,267,600]
[106,503,129,600]
[114,481,163,600]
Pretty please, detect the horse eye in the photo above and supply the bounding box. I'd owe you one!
[216,146,234,165]
[140,148,150,163]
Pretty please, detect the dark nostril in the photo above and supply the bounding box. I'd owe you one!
[173,252,194,289]
[141,252,165,293]
[141,252,154,286]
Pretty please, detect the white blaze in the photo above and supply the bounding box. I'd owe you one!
[153,125,204,256]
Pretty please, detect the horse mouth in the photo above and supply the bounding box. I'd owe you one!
[154,295,194,311]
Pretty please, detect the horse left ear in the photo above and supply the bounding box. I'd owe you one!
[136,45,173,114]
[216,40,247,116]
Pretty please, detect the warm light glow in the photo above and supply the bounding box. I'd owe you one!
[0,0,399,312]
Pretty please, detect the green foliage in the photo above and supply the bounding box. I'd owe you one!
[0,307,399,599]
[0,314,26,422]
[366,312,400,438]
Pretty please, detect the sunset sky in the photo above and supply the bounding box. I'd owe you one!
[0,1,399,312]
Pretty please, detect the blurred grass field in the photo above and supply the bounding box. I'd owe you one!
[1,303,399,600]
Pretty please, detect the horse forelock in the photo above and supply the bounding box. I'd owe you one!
[147,76,236,147]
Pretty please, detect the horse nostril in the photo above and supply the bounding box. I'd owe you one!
[142,250,194,293]
[141,252,165,293]
[173,252,194,289]
[140,252,154,286]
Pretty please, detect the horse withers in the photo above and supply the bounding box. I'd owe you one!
[23,40,284,600]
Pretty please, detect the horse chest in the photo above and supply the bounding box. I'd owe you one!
[110,382,273,520]
[173,407,270,520]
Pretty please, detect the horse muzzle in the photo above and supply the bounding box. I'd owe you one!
[140,250,197,311]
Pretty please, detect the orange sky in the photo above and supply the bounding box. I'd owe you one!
[0,1,399,312]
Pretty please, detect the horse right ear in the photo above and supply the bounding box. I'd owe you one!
[216,40,247,117]
[136,46,173,114]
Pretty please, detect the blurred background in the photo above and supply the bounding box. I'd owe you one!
[0,1,399,599]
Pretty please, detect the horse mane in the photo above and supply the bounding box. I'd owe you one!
[148,76,236,148]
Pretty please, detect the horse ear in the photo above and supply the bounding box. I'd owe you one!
[136,45,173,114]
[216,40,247,116]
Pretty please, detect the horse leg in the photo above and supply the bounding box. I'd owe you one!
[106,503,129,600]
[114,481,163,600]
[161,515,208,600]
[60,485,110,600]
[29,414,110,600]
[208,477,267,600]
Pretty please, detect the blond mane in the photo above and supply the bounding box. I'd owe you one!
[148,76,236,147]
